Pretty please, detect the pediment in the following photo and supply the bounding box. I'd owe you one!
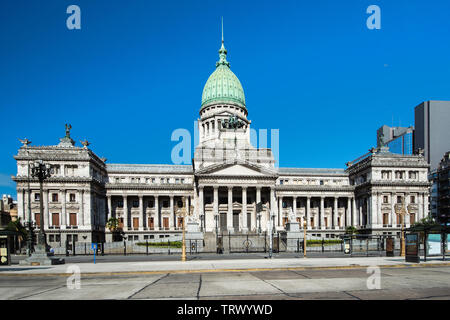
[196,161,277,177]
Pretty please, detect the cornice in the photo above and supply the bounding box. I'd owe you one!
[105,183,194,191]
[275,185,355,192]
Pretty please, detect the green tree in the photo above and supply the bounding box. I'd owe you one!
[345,226,358,235]
[7,218,28,240]
[106,217,120,231]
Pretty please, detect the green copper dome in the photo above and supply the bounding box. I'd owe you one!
[201,41,246,108]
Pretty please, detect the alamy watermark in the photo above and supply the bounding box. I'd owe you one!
[170,122,280,166]
[366,265,381,290]
[66,264,81,289]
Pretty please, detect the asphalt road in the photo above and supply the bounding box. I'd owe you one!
[1,265,449,300]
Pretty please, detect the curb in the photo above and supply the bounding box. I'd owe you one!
[1,262,449,277]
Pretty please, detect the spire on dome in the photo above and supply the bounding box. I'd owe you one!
[216,17,230,68]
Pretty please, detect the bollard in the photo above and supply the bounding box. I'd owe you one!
[124,240,126,256]
[146,240,148,256]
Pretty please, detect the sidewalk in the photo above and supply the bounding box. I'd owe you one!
[1,256,449,276]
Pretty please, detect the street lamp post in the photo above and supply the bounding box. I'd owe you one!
[20,160,64,265]
[31,160,52,247]
[176,196,193,262]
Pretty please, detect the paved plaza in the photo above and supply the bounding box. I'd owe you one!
[1,256,449,300]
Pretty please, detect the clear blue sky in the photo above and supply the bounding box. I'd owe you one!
[1,0,450,198]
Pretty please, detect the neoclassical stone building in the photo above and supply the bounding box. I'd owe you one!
[13,38,430,245]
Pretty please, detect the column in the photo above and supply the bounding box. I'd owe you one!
[242,187,247,231]
[17,189,24,222]
[154,196,159,230]
[374,193,380,227]
[292,196,297,219]
[227,186,233,231]
[391,193,395,226]
[359,198,363,227]
[251,188,257,231]
[107,195,112,222]
[346,197,351,227]
[352,197,356,227]
[306,196,311,229]
[43,189,49,228]
[333,197,338,229]
[270,187,276,230]
[320,197,325,229]
[256,187,262,231]
[123,194,128,231]
[61,189,66,227]
[424,193,429,219]
[199,187,204,229]
[213,186,219,232]
[170,195,174,229]
[418,192,423,221]
[278,196,283,228]
[139,195,144,230]
[405,193,410,227]
[80,190,84,226]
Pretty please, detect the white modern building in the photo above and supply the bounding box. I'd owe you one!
[12,39,430,246]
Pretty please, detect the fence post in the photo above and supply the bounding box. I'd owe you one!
[366,238,369,257]
[124,240,126,256]
[264,231,267,253]
[146,240,148,256]
[322,239,324,253]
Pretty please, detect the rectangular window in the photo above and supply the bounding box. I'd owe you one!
[383,196,388,204]
[148,217,154,229]
[52,213,60,226]
[52,193,58,202]
[132,200,139,208]
[69,194,76,202]
[163,217,169,230]
[410,196,415,204]
[34,193,40,201]
[69,213,77,226]
[35,213,40,226]
[49,235,55,242]
[117,201,123,208]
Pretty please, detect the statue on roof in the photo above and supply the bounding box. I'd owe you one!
[19,138,32,147]
[377,132,385,148]
[65,123,72,138]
